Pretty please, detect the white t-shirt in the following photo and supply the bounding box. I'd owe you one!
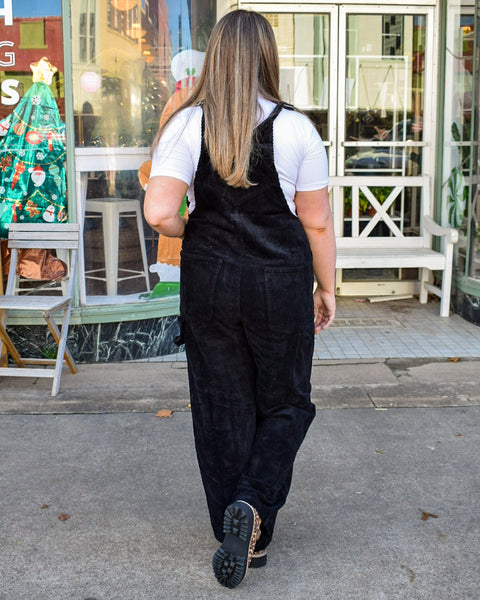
[150,97,328,215]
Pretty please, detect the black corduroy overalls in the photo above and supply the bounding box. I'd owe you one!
[180,102,316,550]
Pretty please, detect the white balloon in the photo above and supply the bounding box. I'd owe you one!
[170,50,204,82]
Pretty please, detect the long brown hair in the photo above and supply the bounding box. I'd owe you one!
[152,10,282,188]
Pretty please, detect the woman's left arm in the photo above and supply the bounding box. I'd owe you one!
[295,186,336,333]
[143,175,189,238]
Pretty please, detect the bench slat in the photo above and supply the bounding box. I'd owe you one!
[336,248,446,270]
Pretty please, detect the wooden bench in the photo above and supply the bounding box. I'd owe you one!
[329,176,459,317]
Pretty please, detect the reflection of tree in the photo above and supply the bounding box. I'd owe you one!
[447,123,470,231]
[451,122,471,170]
[192,18,215,52]
[141,75,165,145]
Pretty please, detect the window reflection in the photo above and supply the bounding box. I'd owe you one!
[0,2,64,122]
[344,14,425,176]
[73,0,215,149]
[72,0,216,300]
[443,5,475,279]
[467,9,479,282]
[263,13,329,140]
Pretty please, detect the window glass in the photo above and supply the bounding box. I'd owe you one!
[0,1,64,121]
[344,14,425,177]
[0,0,66,246]
[472,6,480,282]
[263,13,329,141]
[443,1,476,279]
[72,0,216,303]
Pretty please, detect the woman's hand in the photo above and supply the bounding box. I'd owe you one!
[313,288,336,333]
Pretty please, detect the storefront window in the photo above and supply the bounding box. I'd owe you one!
[443,0,478,282]
[72,0,216,304]
[263,13,329,141]
[468,3,479,282]
[0,0,66,241]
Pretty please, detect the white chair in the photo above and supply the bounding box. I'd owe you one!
[0,223,80,396]
[85,198,150,295]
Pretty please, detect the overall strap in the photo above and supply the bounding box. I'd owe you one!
[260,101,294,127]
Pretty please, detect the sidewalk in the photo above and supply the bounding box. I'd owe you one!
[1,353,480,414]
[0,407,478,599]
[1,297,480,413]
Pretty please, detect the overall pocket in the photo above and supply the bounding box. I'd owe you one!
[264,264,313,334]
[180,252,223,322]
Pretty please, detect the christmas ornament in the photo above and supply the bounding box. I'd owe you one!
[12,122,25,136]
[11,161,25,190]
[29,166,46,187]
[25,130,43,145]
[0,156,12,172]
[0,58,67,237]
[11,200,22,221]
[0,120,10,136]
[43,204,55,222]
[24,200,40,217]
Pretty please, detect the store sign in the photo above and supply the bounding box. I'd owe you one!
[0,0,20,105]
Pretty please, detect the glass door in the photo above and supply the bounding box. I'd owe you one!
[339,9,430,178]
[258,9,336,156]
[241,4,436,295]
[336,6,435,295]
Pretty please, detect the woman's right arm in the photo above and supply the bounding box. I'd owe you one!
[144,108,198,237]
[295,186,336,333]
[144,176,188,238]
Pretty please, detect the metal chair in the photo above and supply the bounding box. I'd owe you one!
[0,223,80,396]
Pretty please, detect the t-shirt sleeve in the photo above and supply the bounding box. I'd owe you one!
[149,109,198,186]
[295,119,329,192]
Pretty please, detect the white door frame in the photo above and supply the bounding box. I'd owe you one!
[336,5,436,295]
[337,5,436,182]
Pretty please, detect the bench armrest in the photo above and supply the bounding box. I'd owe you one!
[423,215,459,244]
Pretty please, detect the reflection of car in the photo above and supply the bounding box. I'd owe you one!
[345,147,410,171]
[345,119,422,173]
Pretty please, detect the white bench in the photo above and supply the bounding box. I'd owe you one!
[330,176,459,317]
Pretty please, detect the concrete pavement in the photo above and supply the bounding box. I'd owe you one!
[0,355,480,413]
[0,354,480,599]
[0,405,478,600]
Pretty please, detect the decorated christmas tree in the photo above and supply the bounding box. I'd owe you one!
[0,58,67,238]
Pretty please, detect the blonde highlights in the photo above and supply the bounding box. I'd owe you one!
[153,10,282,188]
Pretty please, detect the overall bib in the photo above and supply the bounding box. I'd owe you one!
[180,102,316,550]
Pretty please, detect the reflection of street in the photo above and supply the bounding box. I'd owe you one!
[0,12,64,121]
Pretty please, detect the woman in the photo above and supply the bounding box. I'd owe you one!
[144,10,336,589]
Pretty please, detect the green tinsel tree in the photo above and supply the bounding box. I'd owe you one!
[0,57,67,238]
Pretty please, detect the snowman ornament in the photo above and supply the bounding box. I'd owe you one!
[29,165,46,187]
[43,204,56,222]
